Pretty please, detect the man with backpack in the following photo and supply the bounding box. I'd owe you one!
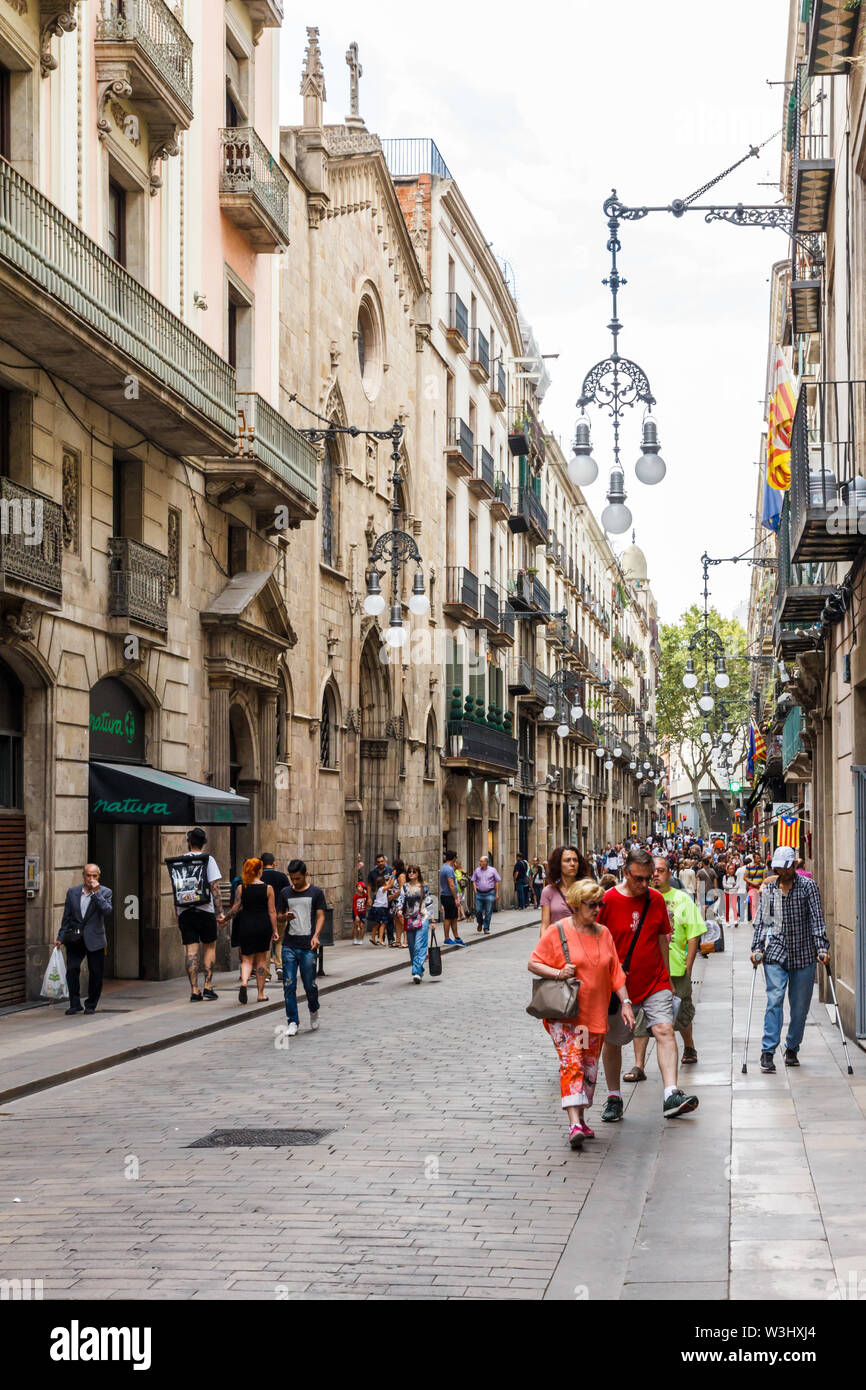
[165,828,224,1002]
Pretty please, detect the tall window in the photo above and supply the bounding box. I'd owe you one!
[108,181,127,266]
[167,507,181,597]
[0,387,9,479]
[424,714,436,780]
[321,439,336,567]
[320,687,337,768]
[276,688,285,763]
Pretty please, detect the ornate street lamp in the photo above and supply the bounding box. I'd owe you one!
[298,417,429,645]
[570,196,666,534]
[543,668,585,739]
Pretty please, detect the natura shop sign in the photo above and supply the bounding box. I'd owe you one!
[89,677,146,763]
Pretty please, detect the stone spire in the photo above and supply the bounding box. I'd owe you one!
[345,41,364,128]
[300,25,326,129]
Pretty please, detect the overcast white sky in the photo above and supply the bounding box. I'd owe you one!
[280,0,791,625]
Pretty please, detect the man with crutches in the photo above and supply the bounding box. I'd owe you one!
[749,846,830,1074]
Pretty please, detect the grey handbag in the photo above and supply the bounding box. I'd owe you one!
[526,923,581,1020]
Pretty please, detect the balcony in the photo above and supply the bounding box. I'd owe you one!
[203,393,319,521]
[445,417,474,477]
[0,158,236,455]
[508,485,548,545]
[611,680,632,711]
[508,571,534,612]
[789,379,866,563]
[490,361,507,411]
[468,327,490,383]
[0,479,62,607]
[782,706,811,780]
[95,0,194,148]
[570,713,596,745]
[545,615,570,650]
[531,576,550,613]
[446,293,469,352]
[791,64,833,235]
[489,473,511,523]
[443,565,478,621]
[525,403,546,464]
[571,634,589,673]
[108,536,168,631]
[443,720,518,780]
[807,0,861,75]
[468,444,495,499]
[774,494,835,627]
[489,599,516,648]
[472,583,500,633]
[219,127,290,252]
[508,660,548,707]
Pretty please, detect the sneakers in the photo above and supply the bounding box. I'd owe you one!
[309,1013,320,1032]
[238,985,248,1005]
[568,1125,584,1151]
[286,1021,299,1037]
[573,1122,595,1138]
[65,1005,83,1015]
[784,1047,800,1067]
[202,989,218,1001]
[412,974,422,985]
[84,1007,96,1016]
[601,1095,624,1123]
[189,993,204,1003]
[663,1090,699,1118]
[760,1050,776,1073]
[452,937,466,947]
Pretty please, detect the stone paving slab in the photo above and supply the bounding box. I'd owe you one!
[1,912,864,1301]
[0,908,538,1103]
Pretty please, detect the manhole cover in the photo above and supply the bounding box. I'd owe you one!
[187,1129,332,1148]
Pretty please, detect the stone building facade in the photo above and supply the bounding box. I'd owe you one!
[747,0,866,1040]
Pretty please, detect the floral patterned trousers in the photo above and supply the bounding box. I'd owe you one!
[543,1021,605,1109]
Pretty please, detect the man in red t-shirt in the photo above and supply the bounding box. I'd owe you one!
[598,847,699,1122]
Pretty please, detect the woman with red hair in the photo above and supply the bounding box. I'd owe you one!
[223,858,279,1004]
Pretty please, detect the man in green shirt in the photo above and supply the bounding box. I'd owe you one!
[624,856,705,1080]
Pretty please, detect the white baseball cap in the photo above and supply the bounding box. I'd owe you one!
[771,846,796,869]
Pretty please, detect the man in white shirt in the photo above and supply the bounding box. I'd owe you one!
[174,827,223,1003]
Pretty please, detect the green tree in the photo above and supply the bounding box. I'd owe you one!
[657,606,751,837]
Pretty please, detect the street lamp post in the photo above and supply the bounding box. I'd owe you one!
[298,418,430,643]
[569,197,666,534]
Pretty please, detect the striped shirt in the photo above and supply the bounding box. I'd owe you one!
[751,876,830,969]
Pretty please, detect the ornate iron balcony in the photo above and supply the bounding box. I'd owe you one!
[219,127,291,251]
[444,720,518,778]
[109,536,168,630]
[0,478,62,600]
[0,158,236,453]
[96,0,193,121]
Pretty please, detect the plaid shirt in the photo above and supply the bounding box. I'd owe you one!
[751,876,829,969]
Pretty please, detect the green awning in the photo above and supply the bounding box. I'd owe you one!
[89,762,251,825]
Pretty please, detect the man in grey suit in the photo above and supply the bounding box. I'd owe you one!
[55,864,113,1015]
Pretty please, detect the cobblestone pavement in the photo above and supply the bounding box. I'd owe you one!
[1,919,864,1301]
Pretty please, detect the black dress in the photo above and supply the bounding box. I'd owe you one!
[237,883,272,956]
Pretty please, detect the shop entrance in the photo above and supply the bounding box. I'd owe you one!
[88,677,146,980]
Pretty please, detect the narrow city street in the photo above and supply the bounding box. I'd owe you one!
[2,917,863,1302]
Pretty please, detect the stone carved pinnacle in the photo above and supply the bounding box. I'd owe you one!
[301,26,326,100]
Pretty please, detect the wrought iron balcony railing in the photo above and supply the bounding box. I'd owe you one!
[447,292,469,347]
[0,478,62,599]
[469,327,490,378]
[108,536,168,630]
[782,705,807,772]
[96,0,193,117]
[490,360,507,408]
[443,565,479,617]
[789,379,866,564]
[219,126,291,251]
[514,484,548,542]
[446,416,474,472]
[444,720,518,777]
[0,157,236,452]
[490,472,511,520]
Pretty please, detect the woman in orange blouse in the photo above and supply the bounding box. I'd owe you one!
[529,879,634,1149]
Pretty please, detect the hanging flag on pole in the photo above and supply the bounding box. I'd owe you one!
[762,349,797,534]
[747,720,766,779]
[777,810,801,849]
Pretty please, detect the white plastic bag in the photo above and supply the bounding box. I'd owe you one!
[41,947,69,1002]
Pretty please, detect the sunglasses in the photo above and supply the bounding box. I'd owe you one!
[586,901,604,911]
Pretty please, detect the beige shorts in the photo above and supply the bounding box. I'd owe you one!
[634,974,694,1037]
[606,986,674,1046]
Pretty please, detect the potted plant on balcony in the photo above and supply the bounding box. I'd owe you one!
[508,409,531,457]
[526,565,539,578]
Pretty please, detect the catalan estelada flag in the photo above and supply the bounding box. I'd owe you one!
[777,810,800,849]
[762,350,797,533]
[747,720,766,779]
[753,724,766,765]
